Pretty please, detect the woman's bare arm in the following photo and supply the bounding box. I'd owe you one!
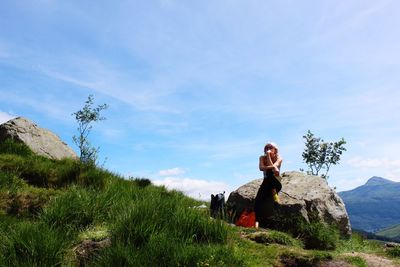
[273,157,283,170]
[259,153,277,171]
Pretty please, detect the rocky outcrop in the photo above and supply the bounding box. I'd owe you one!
[226,171,351,236]
[0,117,78,160]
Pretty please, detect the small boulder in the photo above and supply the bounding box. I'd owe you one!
[226,171,351,236]
[74,238,111,266]
[0,117,78,160]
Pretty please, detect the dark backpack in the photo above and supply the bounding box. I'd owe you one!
[210,191,225,218]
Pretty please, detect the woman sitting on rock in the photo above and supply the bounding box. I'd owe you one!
[254,142,283,226]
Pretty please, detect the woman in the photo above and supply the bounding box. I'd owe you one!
[254,142,283,227]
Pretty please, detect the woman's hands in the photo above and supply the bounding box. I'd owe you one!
[273,166,280,177]
[267,150,280,176]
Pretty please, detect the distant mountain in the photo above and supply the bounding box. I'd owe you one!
[339,176,400,232]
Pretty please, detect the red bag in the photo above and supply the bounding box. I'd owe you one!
[235,209,256,227]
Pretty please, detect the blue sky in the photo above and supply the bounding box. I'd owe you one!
[1,0,400,199]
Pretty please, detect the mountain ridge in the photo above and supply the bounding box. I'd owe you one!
[339,176,400,232]
[365,176,396,186]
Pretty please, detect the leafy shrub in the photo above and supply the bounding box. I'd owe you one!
[0,221,69,266]
[0,139,33,157]
[301,222,339,250]
[131,177,152,188]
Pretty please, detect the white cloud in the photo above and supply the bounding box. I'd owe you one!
[347,157,400,169]
[385,169,400,182]
[157,167,185,176]
[334,176,367,192]
[152,177,230,200]
[0,111,15,124]
[0,91,73,122]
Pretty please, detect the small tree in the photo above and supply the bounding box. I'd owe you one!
[72,94,108,165]
[302,130,346,179]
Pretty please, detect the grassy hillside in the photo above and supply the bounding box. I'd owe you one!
[376,224,400,242]
[1,139,399,266]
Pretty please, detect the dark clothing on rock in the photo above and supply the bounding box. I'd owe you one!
[254,169,282,227]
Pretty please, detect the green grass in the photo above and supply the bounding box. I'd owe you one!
[0,138,33,157]
[344,256,368,267]
[0,220,71,267]
[300,221,340,250]
[387,246,400,257]
[246,229,303,247]
[336,233,384,254]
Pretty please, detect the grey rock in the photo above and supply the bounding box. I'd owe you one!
[0,117,78,160]
[226,171,351,236]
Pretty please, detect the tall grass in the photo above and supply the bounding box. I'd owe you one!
[336,233,384,253]
[0,153,112,189]
[0,221,70,267]
[90,185,244,266]
[300,221,339,250]
[41,186,95,230]
[0,139,33,157]
[0,171,27,193]
[0,154,81,187]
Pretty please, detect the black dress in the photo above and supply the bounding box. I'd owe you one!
[254,169,282,227]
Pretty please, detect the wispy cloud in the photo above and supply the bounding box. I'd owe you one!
[157,167,186,176]
[0,91,74,123]
[347,157,400,169]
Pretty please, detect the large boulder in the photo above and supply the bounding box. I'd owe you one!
[227,171,351,236]
[0,117,78,160]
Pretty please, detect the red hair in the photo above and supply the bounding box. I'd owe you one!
[264,142,279,154]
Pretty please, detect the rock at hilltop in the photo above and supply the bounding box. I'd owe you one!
[0,117,78,160]
[226,171,351,236]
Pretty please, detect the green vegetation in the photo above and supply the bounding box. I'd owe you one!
[0,139,397,266]
[300,221,340,250]
[336,233,384,254]
[72,94,108,165]
[343,256,368,267]
[246,229,303,247]
[302,130,346,178]
[387,246,400,257]
[280,251,333,266]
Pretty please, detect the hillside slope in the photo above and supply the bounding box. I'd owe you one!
[376,224,400,242]
[339,177,400,232]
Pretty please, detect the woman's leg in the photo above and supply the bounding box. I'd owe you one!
[271,188,280,203]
